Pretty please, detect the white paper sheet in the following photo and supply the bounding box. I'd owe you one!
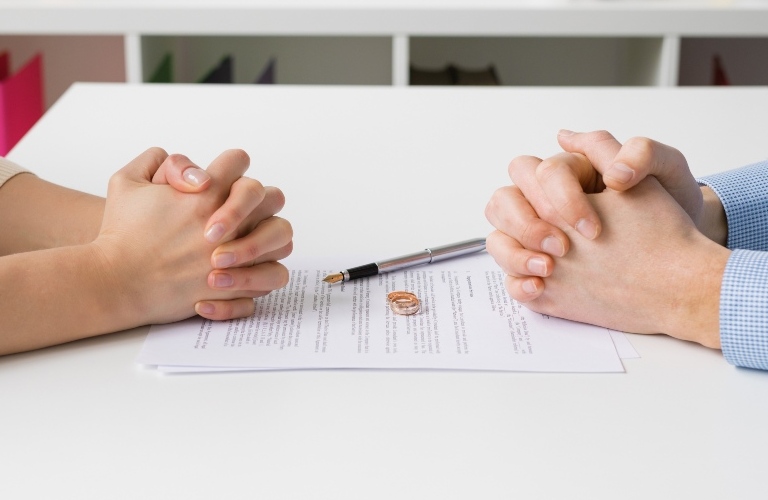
[137,253,625,373]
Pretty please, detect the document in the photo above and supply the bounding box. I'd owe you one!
[138,253,628,373]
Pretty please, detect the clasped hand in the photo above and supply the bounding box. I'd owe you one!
[96,147,293,328]
[485,130,729,348]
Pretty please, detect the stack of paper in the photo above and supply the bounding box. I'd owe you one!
[138,253,637,373]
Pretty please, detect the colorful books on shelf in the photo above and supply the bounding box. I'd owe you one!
[0,52,44,155]
[148,53,276,85]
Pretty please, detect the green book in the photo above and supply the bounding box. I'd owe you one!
[148,53,173,83]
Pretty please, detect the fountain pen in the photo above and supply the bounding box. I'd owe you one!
[322,238,486,284]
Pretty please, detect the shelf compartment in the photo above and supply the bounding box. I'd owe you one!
[0,35,125,108]
[678,37,768,86]
[141,36,392,85]
[409,36,665,86]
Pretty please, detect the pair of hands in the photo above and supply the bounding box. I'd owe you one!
[95,147,292,327]
[485,130,730,348]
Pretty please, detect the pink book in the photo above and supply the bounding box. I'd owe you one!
[0,53,44,155]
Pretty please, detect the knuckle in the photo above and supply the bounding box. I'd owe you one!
[590,130,615,142]
[518,219,542,249]
[269,187,286,211]
[625,136,655,161]
[219,205,244,227]
[535,157,564,184]
[277,218,294,241]
[107,172,123,189]
[484,199,496,222]
[552,197,580,222]
[275,265,290,288]
[508,155,538,178]
[241,178,265,200]
[207,301,233,320]
[227,148,251,166]
[245,241,264,261]
[146,146,169,163]
[277,240,294,260]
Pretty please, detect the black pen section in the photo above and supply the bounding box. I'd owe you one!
[346,263,379,281]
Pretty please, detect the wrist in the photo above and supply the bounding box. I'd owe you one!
[87,238,149,331]
[664,233,729,349]
[697,186,728,246]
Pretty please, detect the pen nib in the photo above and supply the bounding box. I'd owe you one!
[323,273,343,284]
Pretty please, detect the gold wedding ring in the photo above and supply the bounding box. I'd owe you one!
[387,291,420,316]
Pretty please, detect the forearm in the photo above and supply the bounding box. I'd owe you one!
[0,173,104,256]
[0,243,136,355]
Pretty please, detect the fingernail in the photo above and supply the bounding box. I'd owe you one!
[605,163,634,184]
[197,302,215,315]
[183,167,210,187]
[213,273,234,288]
[526,257,547,276]
[576,218,599,240]
[214,252,236,268]
[541,236,565,257]
[522,279,538,294]
[558,129,575,137]
[204,222,226,243]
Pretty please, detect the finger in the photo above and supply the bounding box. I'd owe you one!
[195,298,257,321]
[504,274,544,303]
[208,186,285,245]
[207,261,290,293]
[111,147,168,187]
[204,176,267,244]
[507,155,569,230]
[237,186,287,231]
[234,241,294,268]
[611,137,701,216]
[151,153,211,192]
[556,129,623,184]
[486,184,569,256]
[486,185,568,257]
[535,152,603,240]
[204,149,251,195]
[486,230,553,278]
[212,217,293,269]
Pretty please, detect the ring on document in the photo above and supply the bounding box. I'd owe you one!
[387,291,420,316]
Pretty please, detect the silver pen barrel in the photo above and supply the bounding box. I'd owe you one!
[376,238,486,273]
[376,250,431,273]
[428,238,487,263]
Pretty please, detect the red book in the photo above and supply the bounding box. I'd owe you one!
[0,51,9,80]
[0,53,44,155]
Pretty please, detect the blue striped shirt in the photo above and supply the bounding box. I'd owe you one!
[700,161,768,370]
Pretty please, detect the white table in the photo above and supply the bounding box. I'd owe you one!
[2,83,767,500]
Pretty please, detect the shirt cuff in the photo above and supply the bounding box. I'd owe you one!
[720,249,768,370]
[698,160,768,251]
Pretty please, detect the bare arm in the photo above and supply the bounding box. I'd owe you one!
[0,149,292,356]
[0,173,104,255]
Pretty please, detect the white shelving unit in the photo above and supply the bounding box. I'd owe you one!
[3,1,768,106]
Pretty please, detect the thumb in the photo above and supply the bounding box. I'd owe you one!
[608,137,703,219]
[151,153,211,193]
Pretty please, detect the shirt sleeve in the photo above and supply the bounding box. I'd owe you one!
[699,161,768,370]
[0,156,32,189]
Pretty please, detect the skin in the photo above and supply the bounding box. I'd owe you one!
[485,130,730,348]
[0,148,293,355]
